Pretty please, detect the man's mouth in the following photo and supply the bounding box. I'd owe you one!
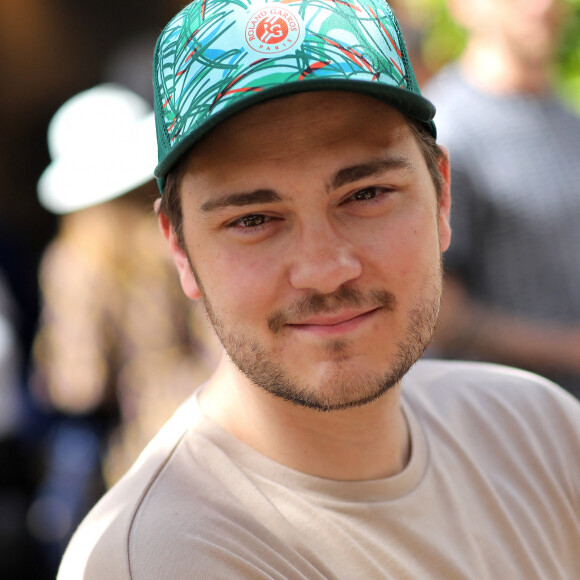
[287,307,383,337]
[267,287,397,335]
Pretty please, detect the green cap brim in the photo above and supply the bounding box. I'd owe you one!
[154,80,435,192]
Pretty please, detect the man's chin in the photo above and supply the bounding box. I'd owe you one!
[251,366,403,413]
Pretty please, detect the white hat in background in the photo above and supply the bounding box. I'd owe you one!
[38,83,157,214]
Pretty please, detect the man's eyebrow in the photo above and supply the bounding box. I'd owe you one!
[199,157,413,212]
[200,189,283,213]
[330,156,414,191]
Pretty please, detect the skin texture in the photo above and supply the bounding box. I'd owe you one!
[159,91,451,480]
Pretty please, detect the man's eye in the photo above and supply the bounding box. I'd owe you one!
[235,214,267,228]
[352,189,377,201]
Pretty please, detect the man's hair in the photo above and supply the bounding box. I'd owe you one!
[160,159,189,250]
[158,116,445,250]
[408,118,446,202]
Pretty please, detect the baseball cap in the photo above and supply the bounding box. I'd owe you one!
[38,84,157,214]
[153,0,436,193]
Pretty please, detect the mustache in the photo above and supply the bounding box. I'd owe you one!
[268,286,397,334]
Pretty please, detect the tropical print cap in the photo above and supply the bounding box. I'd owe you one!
[153,0,436,191]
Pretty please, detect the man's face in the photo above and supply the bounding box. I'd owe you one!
[165,91,451,411]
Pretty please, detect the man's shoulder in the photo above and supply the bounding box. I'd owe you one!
[57,390,305,579]
[404,359,580,447]
[406,359,575,404]
[57,393,201,579]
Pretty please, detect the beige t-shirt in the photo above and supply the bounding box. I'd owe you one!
[58,360,580,579]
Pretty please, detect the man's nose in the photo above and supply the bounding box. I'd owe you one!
[288,221,363,294]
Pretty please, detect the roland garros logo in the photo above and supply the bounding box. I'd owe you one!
[245,5,302,55]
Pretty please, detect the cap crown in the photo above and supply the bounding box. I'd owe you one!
[153,0,435,189]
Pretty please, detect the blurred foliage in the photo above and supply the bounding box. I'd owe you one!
[404,0,580,111]
[558,0,580,108]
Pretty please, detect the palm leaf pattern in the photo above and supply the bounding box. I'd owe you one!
[155,0,410,154]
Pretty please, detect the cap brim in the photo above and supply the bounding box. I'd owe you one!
[154,80,436,185]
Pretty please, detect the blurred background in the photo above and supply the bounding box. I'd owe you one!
[1,0,580,578]
[1,1,206,578]
[403,0,580,101]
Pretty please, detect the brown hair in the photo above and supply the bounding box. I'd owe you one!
[158,157,188,250]
[408,118,446,202]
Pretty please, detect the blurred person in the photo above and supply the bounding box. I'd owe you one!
[57,1,580,577]
[424,0,580,397]
[29,84,221,567]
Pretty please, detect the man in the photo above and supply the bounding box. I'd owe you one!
[58,0,580,577]
[424,0,580,397]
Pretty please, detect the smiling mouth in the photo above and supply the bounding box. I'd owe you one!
[288,307,382,336]
[267,287,397,334]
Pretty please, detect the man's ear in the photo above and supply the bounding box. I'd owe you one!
[157,206,202,300]
[437,146,452,253]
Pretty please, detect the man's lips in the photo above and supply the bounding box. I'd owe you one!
[267,288,397,334]
[287,307,382,336]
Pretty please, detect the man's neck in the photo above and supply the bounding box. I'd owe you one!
[199,357,410,481]
[459,40,552,96]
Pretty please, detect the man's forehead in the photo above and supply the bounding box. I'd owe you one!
[186,91,411,166]
[178,107,423,216]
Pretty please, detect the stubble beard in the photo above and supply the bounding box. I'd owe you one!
[190,260,443,413]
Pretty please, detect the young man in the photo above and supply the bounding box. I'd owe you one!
[58,0,580,577]
[424,0,580,399]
